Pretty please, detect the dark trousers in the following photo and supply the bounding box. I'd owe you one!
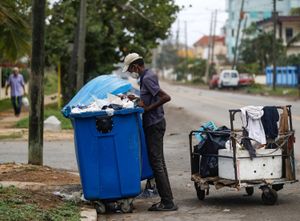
[11,96,22,116]
[144,118,174,203]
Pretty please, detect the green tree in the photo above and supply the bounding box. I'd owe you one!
[239,24,285,73]
[156,41,180,69]
[0,0,31,61]
[45,0,179,104]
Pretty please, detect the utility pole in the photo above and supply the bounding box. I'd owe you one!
[232,0,245,70]
[176,20,180,50]
[29,0,46,165]
[205,11,214,84]
[237,15,248,68]
[184,20,188,77]
[210,10,218,67]
[272,0,277,90]
[0,67,2,99]
[76,0,87,91]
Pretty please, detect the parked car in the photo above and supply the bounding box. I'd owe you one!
[217,70,239,88]
[209,74,219,89]
[238,73,255,86]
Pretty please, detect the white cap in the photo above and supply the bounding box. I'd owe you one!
[122,53,143,72]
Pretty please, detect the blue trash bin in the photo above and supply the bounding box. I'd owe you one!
[70,108,145,200]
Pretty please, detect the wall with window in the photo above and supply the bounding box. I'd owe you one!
[225,0,299,62]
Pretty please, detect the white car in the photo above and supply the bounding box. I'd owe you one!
[218,70,239,88]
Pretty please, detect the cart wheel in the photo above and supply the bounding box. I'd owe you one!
[261,188,278,205]
[94,201,106,214]
[245,187,254,196]
[194,182,205,200]
[120,199,133,213]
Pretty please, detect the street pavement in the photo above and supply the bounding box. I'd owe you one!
[1,83,300,220]
[161,81,300,159]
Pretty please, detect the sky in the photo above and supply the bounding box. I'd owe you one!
[49,0,228,47]
[171,0,228,46]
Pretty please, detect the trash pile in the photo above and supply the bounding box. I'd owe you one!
[70,93,136,116]
[62,74,136,118]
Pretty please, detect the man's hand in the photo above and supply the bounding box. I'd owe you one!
[127,94,137,101]
[138,100,150,112]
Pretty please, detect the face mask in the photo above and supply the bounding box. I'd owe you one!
[130,72,139,79]
[129,65,139,79]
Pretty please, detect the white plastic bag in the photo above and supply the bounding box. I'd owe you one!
[22,96,29,108]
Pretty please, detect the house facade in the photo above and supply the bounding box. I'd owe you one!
[225,0,300,61]
[257,16,300,56]
[193,35,227,65]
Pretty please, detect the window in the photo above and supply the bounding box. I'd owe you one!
[232,29,234,37]
[231,72,238,78]
[286,28,293,41]
[223,72,230,78]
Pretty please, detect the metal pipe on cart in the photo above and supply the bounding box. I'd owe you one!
[229,110,238,182]
[189,132,194,176]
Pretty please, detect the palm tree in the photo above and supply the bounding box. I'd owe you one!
[0,0,31,61]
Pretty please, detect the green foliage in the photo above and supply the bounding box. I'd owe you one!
[290,7,300,15]
[0,0,31,61]
[45,0,179,102]
[243,84,299,97]
[44,71,58,95]
[42,203,80,221]
[237,63,261,75]
[0,98,11,112]
[156,41,180,69]
[0,186,80,221]
[239,24,285,72]
[174,57,206,81]
[16,103,73,129]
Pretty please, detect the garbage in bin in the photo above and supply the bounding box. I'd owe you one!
[62,74,153,208]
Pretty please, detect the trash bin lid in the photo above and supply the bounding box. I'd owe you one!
[62,75,132,117]
[68,107,144,118]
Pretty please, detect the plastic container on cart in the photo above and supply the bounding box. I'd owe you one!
[218,149,282,180]
[69,108,144,200]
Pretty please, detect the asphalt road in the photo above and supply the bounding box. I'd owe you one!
[161,81,300,159]
[1,83,300,221]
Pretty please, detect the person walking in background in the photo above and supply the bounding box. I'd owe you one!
[5,67,26,117]
[123,53,178,211]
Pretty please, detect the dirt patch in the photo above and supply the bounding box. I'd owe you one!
[0,163,80,185]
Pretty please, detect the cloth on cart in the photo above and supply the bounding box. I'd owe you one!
[194,126,231,177]
[241,128,256,159]
[240,106,266,145]
[279,106,289,134]
[261,106,279,140]
[194,121,218,142]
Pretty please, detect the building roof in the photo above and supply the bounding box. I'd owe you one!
[193,35,225,47]
[257,15,300,26]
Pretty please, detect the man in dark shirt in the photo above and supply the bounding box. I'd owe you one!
[123,53,177,211]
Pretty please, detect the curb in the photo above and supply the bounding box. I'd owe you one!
[80,207,97,221]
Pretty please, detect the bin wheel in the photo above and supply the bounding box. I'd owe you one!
[261,188,278,205]
[245,187,254,196]
[120,200,133,213]
[95,201,106,214]
[194,182,205,200]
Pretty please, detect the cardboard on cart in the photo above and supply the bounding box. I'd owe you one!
[218,149,282,180]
